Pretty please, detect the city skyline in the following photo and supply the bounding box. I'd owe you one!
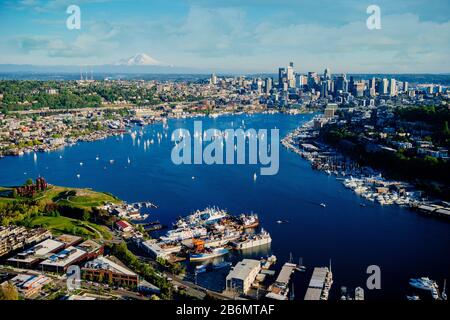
[0,0,450,73]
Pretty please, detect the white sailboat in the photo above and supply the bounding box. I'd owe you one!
[253,173,257,181]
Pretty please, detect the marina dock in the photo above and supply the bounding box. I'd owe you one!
[265,262,297,300]
[304,266,333,300]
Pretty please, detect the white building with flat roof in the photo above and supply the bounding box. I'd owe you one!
[226,259,261,295]
[7,239,65,268]
[39,246,87,273]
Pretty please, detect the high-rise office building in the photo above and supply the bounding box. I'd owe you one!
[336,74,348,93]
[381,78,389,95]
[296,74,306,88]
[389,79,397,96]
[324,67,331,80]
[369,78,376,97]
[210,73,217,85]
[278,68,286,89]
[287,62,295,88]
[403,81,408,93]
[307,72,318,89]
[321,81,328,97]
[265,77,272,95]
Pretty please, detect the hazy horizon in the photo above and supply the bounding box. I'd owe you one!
[1,1,450,73]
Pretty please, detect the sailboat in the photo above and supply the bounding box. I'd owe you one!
[296,257,306,272]
[127,157,131,164]
[253,173,257,181]
[33,153,37,162]
[95,156,99,160]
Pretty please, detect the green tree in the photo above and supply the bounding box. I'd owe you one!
[0,282,19,300]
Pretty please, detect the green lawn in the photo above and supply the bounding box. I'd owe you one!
[29,215,112,240]
[0,185,120,208]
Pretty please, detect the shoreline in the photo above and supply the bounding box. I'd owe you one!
[281,117,450,220]
[0,108,314,159]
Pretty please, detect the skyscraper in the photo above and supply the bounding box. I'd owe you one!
[336,74,348,93]
[389,79,397,97]
[381,78,389,95]
[324,67,331,80]
[278,68,286,89]
[369,78,376,97]
[210,73,217,85]
[265,77,272,95]
[287,62,295,88]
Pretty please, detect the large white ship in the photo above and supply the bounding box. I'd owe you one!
[175,207,229,227]
[160,226,207,242]
[232,229,272,250]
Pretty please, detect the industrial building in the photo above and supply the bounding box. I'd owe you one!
[4,273,52,298]
[82,256,139,287]
[7,239,65,269]
[39,246,88,273]
[225,259,261,295]
[55,234,83,248]
[77,239,104,259]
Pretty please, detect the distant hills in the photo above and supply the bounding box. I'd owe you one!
[0,53,210,75]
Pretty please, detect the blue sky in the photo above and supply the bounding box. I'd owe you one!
[0,0,449,73]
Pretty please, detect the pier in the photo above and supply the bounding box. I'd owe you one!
[304,266,333,300]
[265,262,296,300]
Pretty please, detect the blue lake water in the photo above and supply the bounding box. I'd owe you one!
[0,113,449,300]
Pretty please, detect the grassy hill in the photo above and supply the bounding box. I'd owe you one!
[0,184,121,239]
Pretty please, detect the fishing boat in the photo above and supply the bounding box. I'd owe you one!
[240,213,259,229]
[160,226,207,242]
[406,295,420,301]
[174,207,228,227]
[232,229,272,250]
[190,247,229,261]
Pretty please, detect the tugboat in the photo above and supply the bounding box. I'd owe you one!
[189,239,229,261]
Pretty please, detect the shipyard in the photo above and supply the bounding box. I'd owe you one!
[140,207,270,263]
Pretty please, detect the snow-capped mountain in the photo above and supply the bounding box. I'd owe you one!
[115,53,162,66]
